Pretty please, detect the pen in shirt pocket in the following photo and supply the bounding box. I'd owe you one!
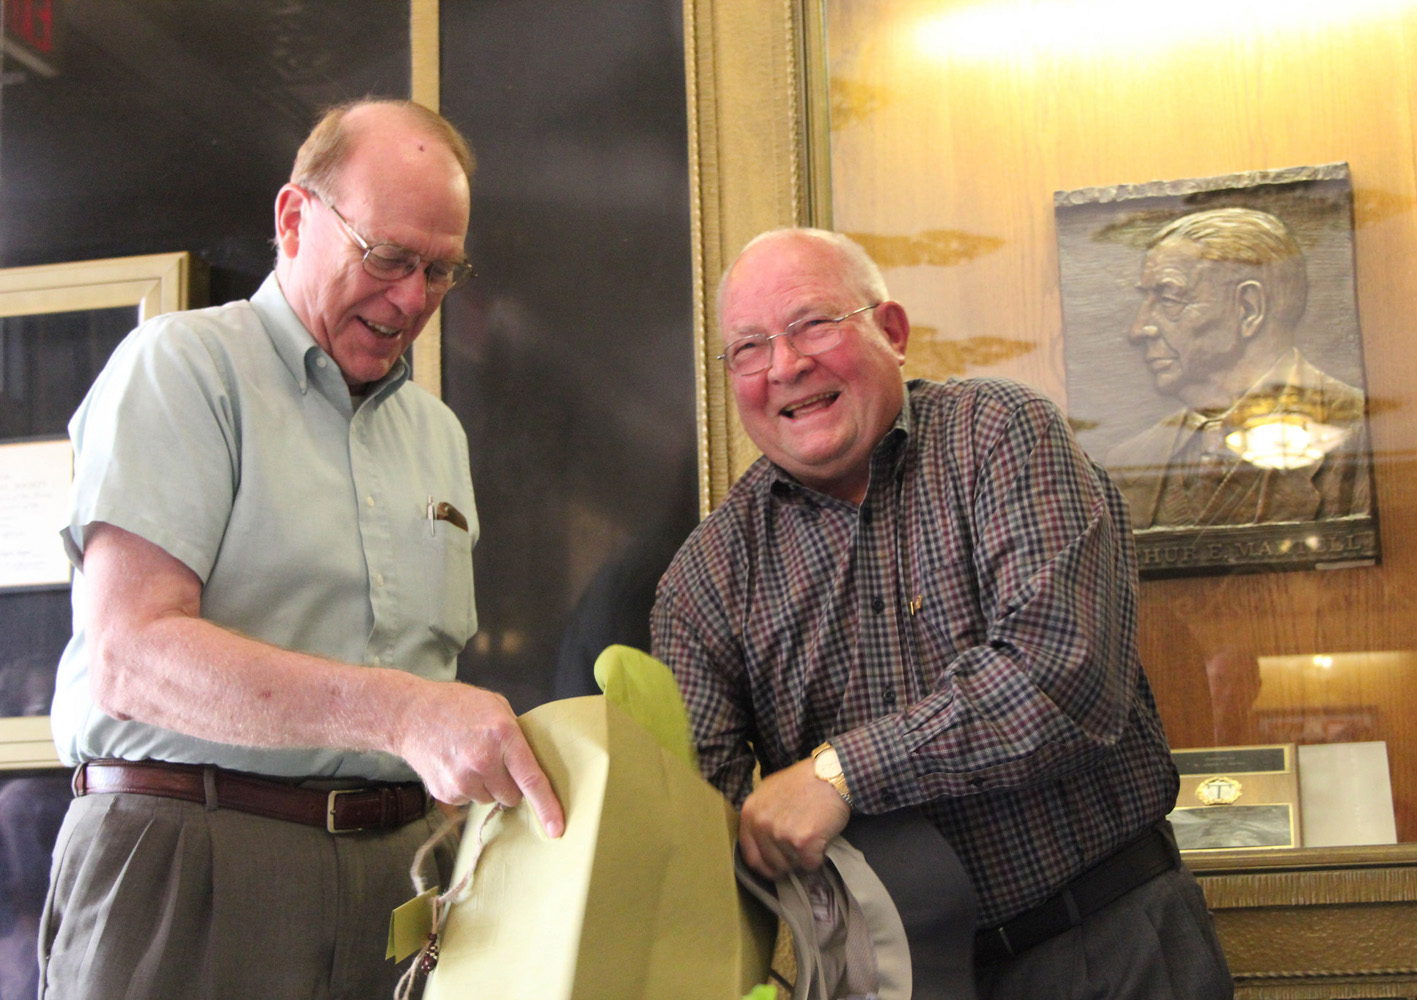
[426,495,469,533]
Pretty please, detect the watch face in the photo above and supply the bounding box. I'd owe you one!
[814,747,840,780]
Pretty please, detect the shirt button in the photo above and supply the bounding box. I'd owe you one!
[871,597,885,614]
[882,790,897,807]
[365,495,375,507]
[375,573,385,587]
[316,357,328,368]
[883,689,896,706]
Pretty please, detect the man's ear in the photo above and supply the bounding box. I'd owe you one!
[273,184,310,260]
[1236,279,1266,340]
[875,300,910,364]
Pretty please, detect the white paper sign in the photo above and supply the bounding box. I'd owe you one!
[0,438,73,589]
[1298,741,1398,847]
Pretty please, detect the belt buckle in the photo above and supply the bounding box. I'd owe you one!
[327,789,365,834]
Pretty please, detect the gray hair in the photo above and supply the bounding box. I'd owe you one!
[717,227,890,319]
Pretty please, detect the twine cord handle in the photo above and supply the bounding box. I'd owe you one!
[393,804,504,1000]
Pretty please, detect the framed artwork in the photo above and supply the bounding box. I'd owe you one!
[0,438,72,591]
[0,251,207,762]
[0,251,204,998]
[1056,163,1378,578]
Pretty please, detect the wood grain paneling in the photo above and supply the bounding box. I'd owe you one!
[822,0,1417,842]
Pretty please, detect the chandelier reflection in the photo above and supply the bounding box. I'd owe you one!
[1221,388,1355,471]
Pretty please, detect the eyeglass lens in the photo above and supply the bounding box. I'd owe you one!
[361,247,470,292]
[722,303,876,375]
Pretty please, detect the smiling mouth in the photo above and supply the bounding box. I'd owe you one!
[360,317,403,340]
[781,392,839,418]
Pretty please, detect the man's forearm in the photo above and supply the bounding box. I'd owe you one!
[77,521,565,835]
[89,608,421,757]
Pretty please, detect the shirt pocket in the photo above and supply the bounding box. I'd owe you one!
[419,520,477,654]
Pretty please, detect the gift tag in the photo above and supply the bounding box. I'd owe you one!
[387,886,439,962]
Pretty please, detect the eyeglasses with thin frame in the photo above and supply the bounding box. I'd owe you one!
[718,302,880,376]
[308,189,474,293]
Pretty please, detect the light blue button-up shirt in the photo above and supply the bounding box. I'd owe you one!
[52,274,478,781]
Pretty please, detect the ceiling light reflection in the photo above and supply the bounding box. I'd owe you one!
[914,0,1411,62]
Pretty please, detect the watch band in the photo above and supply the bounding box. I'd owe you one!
[812,742,852,806]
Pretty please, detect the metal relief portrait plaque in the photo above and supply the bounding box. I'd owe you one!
[1056,164,1378,578]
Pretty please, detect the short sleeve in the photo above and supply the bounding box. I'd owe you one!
[64,315,241,582]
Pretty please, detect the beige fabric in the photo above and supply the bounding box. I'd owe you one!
[734,835,916,1000]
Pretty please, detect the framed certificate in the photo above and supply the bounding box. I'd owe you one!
[0,438,73,592]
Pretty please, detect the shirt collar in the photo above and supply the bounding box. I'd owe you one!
[253,273,409,397]
[767,381,913,503]
[1174,347,1316,438]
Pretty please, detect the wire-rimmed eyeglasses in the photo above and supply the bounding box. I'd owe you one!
[718,302,879,376]
[309,189,474,294]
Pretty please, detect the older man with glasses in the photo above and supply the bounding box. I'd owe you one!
[40,99,562,1000]
[652,227,1232,999]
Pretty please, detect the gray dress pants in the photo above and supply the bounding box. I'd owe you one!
[38,790,455,1000]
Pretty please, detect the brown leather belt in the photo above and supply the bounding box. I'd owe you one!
[974,823,1179,965]
[72,759,430,834]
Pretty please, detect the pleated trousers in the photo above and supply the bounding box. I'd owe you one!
[38,789,456,1000]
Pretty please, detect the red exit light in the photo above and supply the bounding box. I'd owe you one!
[6,0,55,55]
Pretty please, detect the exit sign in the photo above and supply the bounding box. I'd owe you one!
[4,0,60,77]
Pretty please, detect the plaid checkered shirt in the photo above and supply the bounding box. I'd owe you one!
[651,377,1179,927]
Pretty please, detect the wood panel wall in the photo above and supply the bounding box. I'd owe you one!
[686,0,1417,843]
[825,0,1417,841]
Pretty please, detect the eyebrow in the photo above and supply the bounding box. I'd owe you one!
[726,303,842,337]
[342,213,468,266]
[376,240,469,267]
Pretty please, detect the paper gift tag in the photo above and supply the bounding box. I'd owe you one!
[387,886,439,962]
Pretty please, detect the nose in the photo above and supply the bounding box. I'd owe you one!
[765,332,812,381]
[1128,304,1158,344]
[385,268,432,317]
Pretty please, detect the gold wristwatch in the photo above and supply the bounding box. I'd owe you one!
[812,742,852,807]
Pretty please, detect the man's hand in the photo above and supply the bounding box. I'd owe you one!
[398,682,565,838]
[738,757,850,879]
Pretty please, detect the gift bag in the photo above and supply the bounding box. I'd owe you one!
[422,692,775,1000]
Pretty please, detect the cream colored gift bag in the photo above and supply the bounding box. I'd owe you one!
[422,692,775,1000]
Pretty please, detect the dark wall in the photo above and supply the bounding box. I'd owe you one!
[0,0,696,712]
[438,3,697,707]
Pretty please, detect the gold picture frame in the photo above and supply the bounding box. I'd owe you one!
[0,251,207,770]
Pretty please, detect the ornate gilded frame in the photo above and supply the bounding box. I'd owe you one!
[409,0,444,396]
[682,0,829,513]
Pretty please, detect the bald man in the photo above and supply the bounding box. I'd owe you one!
[654,228,1231,999]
